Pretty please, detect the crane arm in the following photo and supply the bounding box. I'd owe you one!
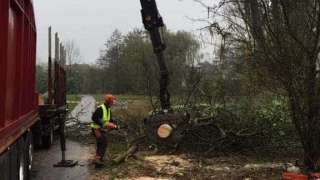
[140,0,171,110]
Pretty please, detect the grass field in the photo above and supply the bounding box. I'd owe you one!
[67,94,152,135]
[67,94,150,103]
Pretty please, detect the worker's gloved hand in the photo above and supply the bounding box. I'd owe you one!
[105,122,118,130]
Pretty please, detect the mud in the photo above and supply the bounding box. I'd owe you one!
[32,139,92,180]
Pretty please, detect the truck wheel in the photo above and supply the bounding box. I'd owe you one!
[19,142,27,180]
[42,125,54,149]
[25,133,33,179]
[32,121,43,149]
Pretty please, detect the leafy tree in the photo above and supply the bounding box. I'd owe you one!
[36,64,48,94]
[65,40,82,94]
[98,29,124,93]
[67,64,84,94]
[165,31,201,95]
[97,29,201,101]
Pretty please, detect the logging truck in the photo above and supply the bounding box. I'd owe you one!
[0,1,66,179]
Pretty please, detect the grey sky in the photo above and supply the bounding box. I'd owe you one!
[34,0,211,64]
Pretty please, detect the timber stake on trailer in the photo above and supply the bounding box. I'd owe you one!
[48,27,53,104]
[51,29,77,168]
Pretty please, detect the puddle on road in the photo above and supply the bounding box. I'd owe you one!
[32,139,93,180]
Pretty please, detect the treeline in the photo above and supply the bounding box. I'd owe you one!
[96,29,202,95]
[36,28,259,104]
[38,29,206,96]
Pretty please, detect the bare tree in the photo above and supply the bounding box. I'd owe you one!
[196,0,320,170]
[65,40,81,74]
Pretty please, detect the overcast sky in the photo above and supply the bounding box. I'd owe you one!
[34,0,212,64]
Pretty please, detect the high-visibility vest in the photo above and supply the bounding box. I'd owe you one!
[91,104,111,129]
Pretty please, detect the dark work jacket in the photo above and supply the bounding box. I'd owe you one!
[91,103,112,127]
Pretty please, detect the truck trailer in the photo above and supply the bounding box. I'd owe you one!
[0,1,67,179]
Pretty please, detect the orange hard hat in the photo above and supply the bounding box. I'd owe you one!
[104,94,116,104]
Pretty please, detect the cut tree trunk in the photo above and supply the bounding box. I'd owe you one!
[290,101,320,170]
[144,113,187,148]
[144,113,226,151]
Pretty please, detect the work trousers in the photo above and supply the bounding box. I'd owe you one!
[92,129,108,160]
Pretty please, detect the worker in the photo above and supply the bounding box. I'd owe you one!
[91,94,118,168]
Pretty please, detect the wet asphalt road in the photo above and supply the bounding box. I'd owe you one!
[31,139,92,180]
[32,95,95,180]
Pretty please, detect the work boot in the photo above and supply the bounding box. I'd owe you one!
[94,159,105,169]
[93,155,105,169]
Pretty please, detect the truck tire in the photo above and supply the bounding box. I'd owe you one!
[32,121,43,149]
[0,148,10,180]
[18,139,27,180]
[25,132,33,179]
[0,134,32,180]
[42,124,54,149]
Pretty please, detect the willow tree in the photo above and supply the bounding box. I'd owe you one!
[199,0,320,170]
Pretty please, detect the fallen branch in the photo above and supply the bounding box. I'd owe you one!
[112,145,138,165]
[204,129,264,154]
[129,135,147,146]
[112,136,147,165]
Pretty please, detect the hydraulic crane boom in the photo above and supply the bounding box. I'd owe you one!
[140,0,225,149]
[140,0,171,111]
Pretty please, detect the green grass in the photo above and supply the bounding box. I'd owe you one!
[66,103,78,113]
[67,94,81,102]
[66,94,152,114]
[66,94,81,112]
[93,94,149,105]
